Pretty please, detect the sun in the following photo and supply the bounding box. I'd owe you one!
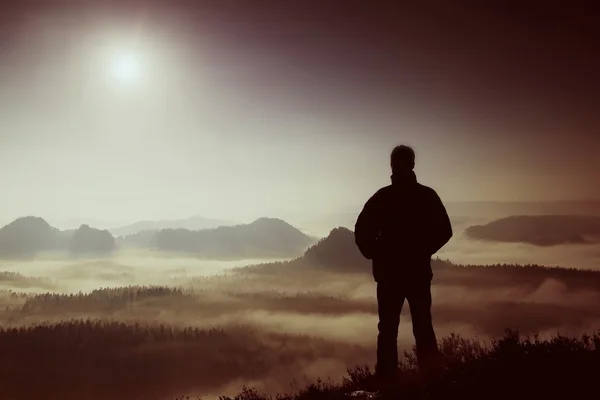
[110,52,141,84]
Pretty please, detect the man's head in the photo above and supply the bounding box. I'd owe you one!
[390,145,415,173]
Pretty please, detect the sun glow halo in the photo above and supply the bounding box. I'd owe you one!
[109,52,141,84]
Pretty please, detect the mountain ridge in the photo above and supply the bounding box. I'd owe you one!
[110,215,235,237]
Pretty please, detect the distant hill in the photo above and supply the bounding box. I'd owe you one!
[0,217,115,258]
[0,216,67,257]
[70,225,116,255]
[110,216,234,237]
[153,217,316,258]
[465,215,600,246]
[0,216,315,259]
[303,227,368,270]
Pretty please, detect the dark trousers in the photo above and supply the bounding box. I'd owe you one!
[376,278,440,382]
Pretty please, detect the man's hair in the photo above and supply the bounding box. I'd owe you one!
[390,145,415,171]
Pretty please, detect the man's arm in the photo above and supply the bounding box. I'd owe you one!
[427,190,453,255]
[354,191,382,260]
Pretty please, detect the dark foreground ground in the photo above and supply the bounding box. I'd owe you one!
[216,330,600,400]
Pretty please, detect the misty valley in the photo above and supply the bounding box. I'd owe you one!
[1,207,600,399]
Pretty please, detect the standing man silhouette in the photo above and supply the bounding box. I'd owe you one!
[355,145,453,388]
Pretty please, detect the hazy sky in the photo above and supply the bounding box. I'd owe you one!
[1,1,598,227]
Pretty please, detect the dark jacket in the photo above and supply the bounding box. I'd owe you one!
[354,171,453,282]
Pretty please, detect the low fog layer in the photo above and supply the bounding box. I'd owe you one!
[0,252,288,293]
[2,266,599,399]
